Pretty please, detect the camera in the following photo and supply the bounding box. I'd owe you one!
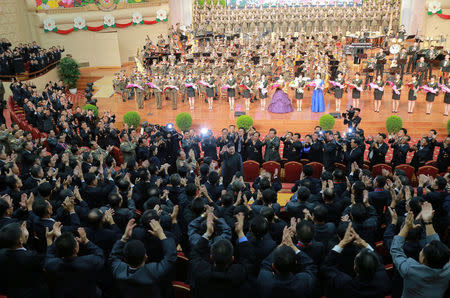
[342,106,355,120]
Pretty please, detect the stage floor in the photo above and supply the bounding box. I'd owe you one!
[84,67,449,137]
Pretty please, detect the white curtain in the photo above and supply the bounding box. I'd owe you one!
[401,0,425,36]
[169,0,192,26]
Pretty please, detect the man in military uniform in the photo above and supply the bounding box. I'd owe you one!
[440,54,450,83]
[425,45,438,79]
[364,57,376,90]
[396,48,408,80]
[153,76,163,109]
[135,75,144,109]
[167,75,178,110]
[375,49,386,78]
[415,56,428,86]
[406,41,420,73]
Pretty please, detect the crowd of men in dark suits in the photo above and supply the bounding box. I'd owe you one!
[0,39,64,76]
[0,85,449,297]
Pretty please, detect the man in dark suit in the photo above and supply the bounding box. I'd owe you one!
[244,131,263,163]
[309,132,324,163]
[310,204,336,247]
[410,137,433,170]
[0,222,48,298]
[295,221,326,266]
[323,132,338,172]
[291,164,321,195]
[368,176,391,222]
[257,227,317,298]
[343,139,363,174]
[367,133,388,167]
[391,135,411,167]
[20,141,37,178]
[80,172,116,209]
[191,213,251,298]
[220,143,243,187]
[22,165,44,192]
[321,223,392,298]
[109,219,176,298]
[44,228,105,298]
[286,186,314,219]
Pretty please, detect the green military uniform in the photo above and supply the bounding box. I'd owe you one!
[153,78,163,109]
[135,79,144,109]
[168,78,178,110]
[120,141,137,164]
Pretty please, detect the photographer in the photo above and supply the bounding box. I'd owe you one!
[343,107,361,131]
[200,129,218,161]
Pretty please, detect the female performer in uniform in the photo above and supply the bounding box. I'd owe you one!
[373,75,384,113]
[226,73,237,111]
[407,74,420,114]
[391,73,403,113]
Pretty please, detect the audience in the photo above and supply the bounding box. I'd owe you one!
[0,91,449,298]
[0,39,64,77]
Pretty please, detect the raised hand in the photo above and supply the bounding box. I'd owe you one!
[420,202,434,222]
[122,219,137,241]
[148,219,166,240]
[76,227,89,245]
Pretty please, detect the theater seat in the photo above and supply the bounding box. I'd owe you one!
[173,281,190,298]
[417,165,439,178]
[111,146,124,165]
[262,161,281,180]
[243,160,260,182]
[371,164,392,177]
[394,164,415,183]
[306,162,323,179]
[284,161,303,183]
[175,252,189,283]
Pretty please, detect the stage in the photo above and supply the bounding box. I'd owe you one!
[83,67,449,137]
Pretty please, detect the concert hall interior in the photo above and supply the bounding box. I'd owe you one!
[0,1,450,298]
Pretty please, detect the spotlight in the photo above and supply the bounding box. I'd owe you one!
[200,127,208,136]
[348,128,353,133]
[166,123,174,130]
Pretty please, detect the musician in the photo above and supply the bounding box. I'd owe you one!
[375,49,386,78]
[153,76,163,109]
[293,74,305,112]
[407,74,420,114]
[425,45,438,80]
[351,72,363,108]
[396,48,408,79]
[425,75,439,115]
[391,73,403,113]
[373,75,384,113]
[364,57,376,90]
[241,75,253,111]
[406,41,420,73]
[258,74,269,111]
[167,75,178,110]
[205,73,215,110]
[226,73,237,111]
[440,54,450,84]
[185,73,196,110]
[443,78,450,116]
[397,24,406,40]
[333,72,345,112]
[415,56,428,86]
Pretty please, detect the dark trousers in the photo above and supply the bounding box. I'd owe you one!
[399,64,406,79]
[364,74,374,89]
[427,62,433,79]
[376,65,384,78]
[406,56,417,72]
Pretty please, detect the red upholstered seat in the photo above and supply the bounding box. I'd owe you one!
[371,164,392,177]
[306,162,323,179]
[284,161,303,183]
[173,281,190,298]
[334,162,346,172]
[394,164,415,183]
[262,161,281,180]
[243,160,260,182]
[417,165,439,178]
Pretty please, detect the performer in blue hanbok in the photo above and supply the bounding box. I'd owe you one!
[311,73,325,113]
